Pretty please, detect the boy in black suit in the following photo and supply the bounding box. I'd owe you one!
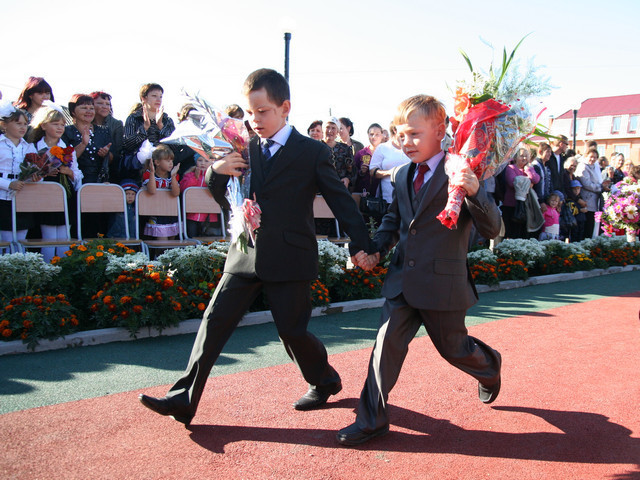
[139,68,374,426]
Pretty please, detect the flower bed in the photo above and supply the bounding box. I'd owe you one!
[1,236,638,350]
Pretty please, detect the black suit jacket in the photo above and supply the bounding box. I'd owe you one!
[207,127,373,282]
[549,152,566,193]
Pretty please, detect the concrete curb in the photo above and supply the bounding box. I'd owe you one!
[1,265,638,356]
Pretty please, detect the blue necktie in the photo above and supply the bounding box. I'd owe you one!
[262,139,275,161]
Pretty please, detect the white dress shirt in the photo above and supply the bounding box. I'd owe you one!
[0,134,37,200]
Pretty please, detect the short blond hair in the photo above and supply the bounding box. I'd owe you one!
[394,95,447,126]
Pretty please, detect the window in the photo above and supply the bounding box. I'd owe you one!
[586,118,595,134]
[613,145,629,158]
[611,116,621,133]
[597,146,606,157]
[629,115,638,133]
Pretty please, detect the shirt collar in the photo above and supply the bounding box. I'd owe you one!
[268,123,292,148]
[423,150,445,171]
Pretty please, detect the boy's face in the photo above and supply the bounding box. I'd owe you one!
[125,190,136,204]
[571,186,581,196]
[396,113,445,163]
[245,87,290,139]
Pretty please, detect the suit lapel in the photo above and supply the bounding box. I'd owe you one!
[262,127,301,187]
[414,153,447,218]
[249,136,264,195]
[395,163,415,220]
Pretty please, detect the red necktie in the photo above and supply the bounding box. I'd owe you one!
[413,163,430,194]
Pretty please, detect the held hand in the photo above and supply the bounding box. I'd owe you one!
[156,106,164,129]
[451,165,479,196]
[9,180,25,191]
[98,143,112,158]
[143,105,151,130]
[212,152,248,177]
[341,177,350,188]
[170,164,179,177]
[46,168,59,177]
[81,126,91,146]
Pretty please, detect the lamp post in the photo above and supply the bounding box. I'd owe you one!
[572,108,578,151]
[284,32,291,83]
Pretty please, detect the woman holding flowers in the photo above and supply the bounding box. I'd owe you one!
[576,147,610,238]
[30,104,83,262]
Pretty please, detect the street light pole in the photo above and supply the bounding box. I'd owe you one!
[284,32,291,83]
[572,108,578,150]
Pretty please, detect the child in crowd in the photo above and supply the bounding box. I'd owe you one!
[566,179,587,242]
[107,179,138,239]
[142,145,180,240]
[0,103,37,243]
[539,192,561,240]
[179,154,221,237]
[30,104,83,262]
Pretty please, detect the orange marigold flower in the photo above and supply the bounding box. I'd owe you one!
[22,320,33,328]
[108,304,117,312]
[133,305,143,313]
[121,311,129,318]
[172,302,182,311]
[96,251,104,257]
[33,297,43,306]
[65,250,73,256]
[25,296,33,303]
[150,272,160,281]
[197,303,206,311]
[115,243,125,248]
[108,248,115,254]
[47,296,56,303]
[86,256,96,264]
[20,332,28,340]
[2,329,12,337]
[51,256,60,264]
[21,311,30,318]
[97,245,104,250]
[90,304,99,312]
[120,296,132,304]
[0,320,9,328]
[78,245,87,252]
[163,278,174,288]
[70,316,79,326]
[103,295,113,304]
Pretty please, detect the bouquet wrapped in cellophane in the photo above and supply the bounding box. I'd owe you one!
[162,92,258,252]
[438,36,551,229]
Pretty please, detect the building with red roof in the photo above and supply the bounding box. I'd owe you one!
[550,94,640,164]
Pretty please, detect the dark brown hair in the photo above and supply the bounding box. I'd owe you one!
[242,69,289,106]
[15,77,54,110]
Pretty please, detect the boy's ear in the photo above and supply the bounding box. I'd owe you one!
[280,99,291,118]
[436,121,446,141]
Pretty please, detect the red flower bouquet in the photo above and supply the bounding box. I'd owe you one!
[437,37,550,229]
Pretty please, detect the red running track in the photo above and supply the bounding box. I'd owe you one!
[1,293,639,480]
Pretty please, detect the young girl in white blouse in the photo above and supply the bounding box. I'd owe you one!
[0,102,37,243]
[30,104,83,261]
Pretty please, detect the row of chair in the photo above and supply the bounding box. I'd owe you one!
[3,182,354,257]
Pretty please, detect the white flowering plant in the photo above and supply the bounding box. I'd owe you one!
[0,252,60,301]
[317,240,350,289]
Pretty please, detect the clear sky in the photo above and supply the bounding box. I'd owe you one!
[2,0,639,141]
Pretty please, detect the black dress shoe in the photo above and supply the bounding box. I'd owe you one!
[336,423,389,446]
[139,394,194,426]
[479,351,502,404]
[293,381,342,411]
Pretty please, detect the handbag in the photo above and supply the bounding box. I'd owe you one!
[97,157,110,183]
[359,188,388,218]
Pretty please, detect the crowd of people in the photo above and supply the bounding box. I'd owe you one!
[491,136,639,244]
[1,76,639,262]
